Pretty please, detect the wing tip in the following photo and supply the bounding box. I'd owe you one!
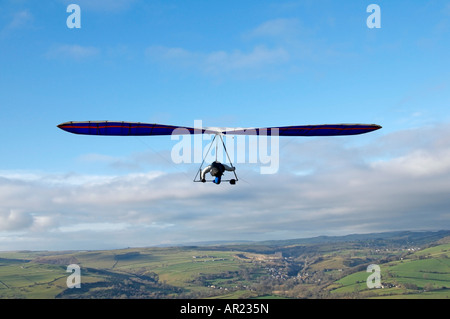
[372,124,382,131]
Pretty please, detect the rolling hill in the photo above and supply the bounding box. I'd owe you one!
[0,230,449,299]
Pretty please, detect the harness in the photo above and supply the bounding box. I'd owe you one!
[210,161,225,177]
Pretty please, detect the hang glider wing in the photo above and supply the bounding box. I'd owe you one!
[223,124,382,136]
[57,121,381,137]
[57,121,216,136]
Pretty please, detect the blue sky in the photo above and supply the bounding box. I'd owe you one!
[0,0,449,250]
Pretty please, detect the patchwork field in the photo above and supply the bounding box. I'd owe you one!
[332,243,450,298]
[1,231,449,299]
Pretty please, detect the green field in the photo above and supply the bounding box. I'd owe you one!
[0,247,266,298]
[1,231,449,299]
[331,243,450,298]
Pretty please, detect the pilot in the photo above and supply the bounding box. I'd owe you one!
[200,161,235,184]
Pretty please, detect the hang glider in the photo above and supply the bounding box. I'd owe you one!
[57,121,381,137]
[57,121,382,185]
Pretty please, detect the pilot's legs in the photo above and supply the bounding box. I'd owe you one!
[201,162,234,184]
[200,166,211,182]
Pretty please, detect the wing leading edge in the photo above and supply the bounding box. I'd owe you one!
[57,121,382,137]
[57,121,214,136]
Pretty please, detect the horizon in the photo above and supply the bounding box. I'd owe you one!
[1,229,448,252]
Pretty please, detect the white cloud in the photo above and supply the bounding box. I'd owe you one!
[245,18,301,39]
[58,222,131,233]
[145,17,359,79]
[204,46,289,74]
[145,19,299,74]
[0,123,449,250]
[8,10,33,29]
[146,45,289,76]
[1,10,33,37]
[45,44,100,60]
[0,209,33,231]
[372,149,450,177]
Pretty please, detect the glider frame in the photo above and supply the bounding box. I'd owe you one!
[193,134,239,184]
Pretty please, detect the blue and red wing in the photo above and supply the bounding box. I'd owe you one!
[57,121,207,136]
[58,121,381,137]
[224,124,382,136]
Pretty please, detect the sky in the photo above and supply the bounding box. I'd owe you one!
[0,0,449,250]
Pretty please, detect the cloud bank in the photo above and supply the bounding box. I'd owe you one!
[1,123,449,250]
